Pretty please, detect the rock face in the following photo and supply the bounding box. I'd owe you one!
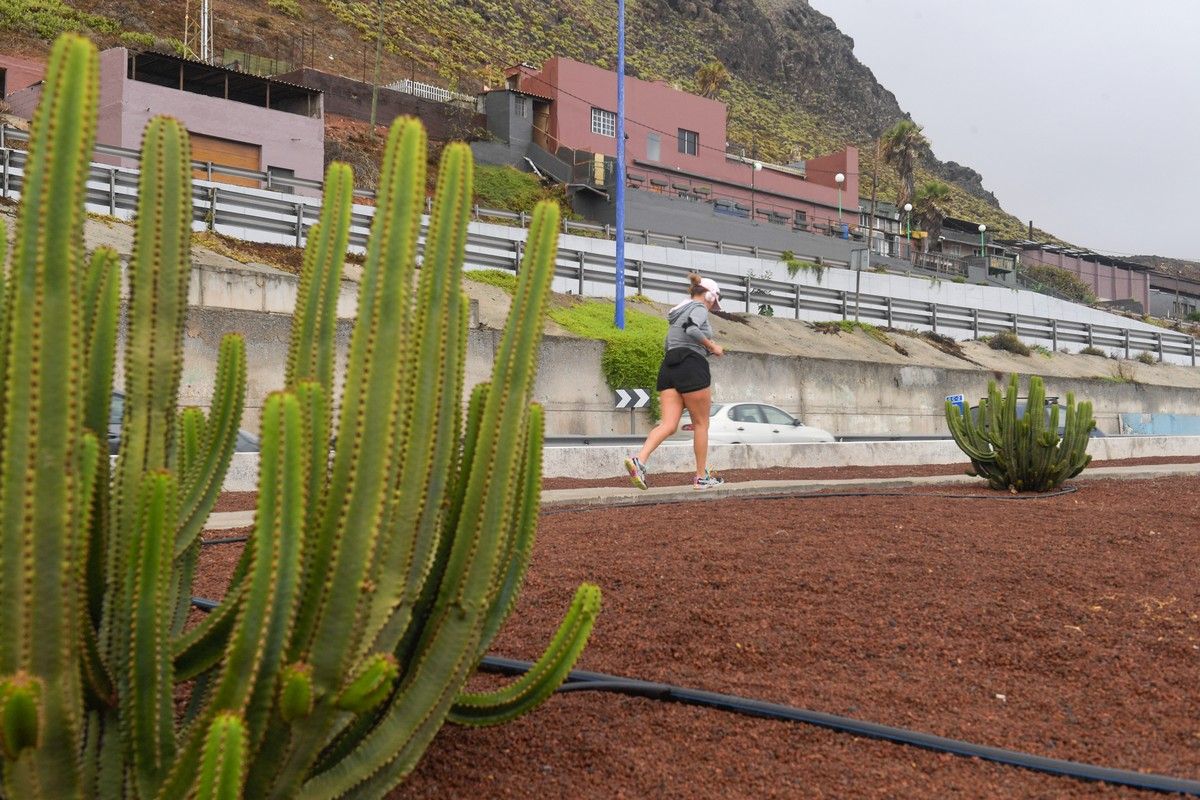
[641,0,1003,208]
[737,0,908,136]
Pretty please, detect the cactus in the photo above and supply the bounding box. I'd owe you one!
[945,374,1095,492]
[0,33,599,799]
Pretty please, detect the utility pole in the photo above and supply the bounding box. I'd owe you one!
[614,0,627,329]
[368,0,385,136]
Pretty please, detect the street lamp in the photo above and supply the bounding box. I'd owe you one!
[978,223,987,258]
[903,202,913,239]
[835,172,845,223]
[751,159,762,221]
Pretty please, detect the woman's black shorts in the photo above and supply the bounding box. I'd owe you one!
[656,348,711,394]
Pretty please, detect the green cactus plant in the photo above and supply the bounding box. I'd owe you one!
[945,373,1095,492]
[0,33,599,799]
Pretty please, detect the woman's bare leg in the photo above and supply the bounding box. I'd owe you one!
[680,387,713,475]
[637,389,683,463]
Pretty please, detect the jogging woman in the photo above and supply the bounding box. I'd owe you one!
[625,273,725,490]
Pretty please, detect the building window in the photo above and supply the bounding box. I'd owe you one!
[591,107,616,137]
[793,209,807,227]
[647,132,661,161]
[514,95,528,118]
[677,128,699,156]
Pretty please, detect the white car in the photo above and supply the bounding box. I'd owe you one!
[675,402,835,445]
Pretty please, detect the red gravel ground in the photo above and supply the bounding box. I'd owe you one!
[198,474,1200,798]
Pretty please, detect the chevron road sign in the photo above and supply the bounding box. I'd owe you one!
[614,388,651,409]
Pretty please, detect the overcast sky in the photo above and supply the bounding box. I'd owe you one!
[807,0,1200,260]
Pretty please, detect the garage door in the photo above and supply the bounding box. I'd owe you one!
[190,133,261,188]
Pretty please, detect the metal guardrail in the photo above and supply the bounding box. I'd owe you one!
[2,137,1196,367]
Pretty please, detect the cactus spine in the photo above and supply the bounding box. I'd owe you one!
[946,373,1095,492]
[0,33,598,799]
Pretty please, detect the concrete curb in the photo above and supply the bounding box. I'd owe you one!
[203,462,1200,528]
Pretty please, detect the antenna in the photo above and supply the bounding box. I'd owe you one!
[200,0,214,63]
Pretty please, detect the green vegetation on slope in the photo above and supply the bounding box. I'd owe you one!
[548,300,668,419]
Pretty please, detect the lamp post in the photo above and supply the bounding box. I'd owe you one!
[903,202,912,239]
[835,172,845,223]
[750,159,762,221]
[978,223,987,259]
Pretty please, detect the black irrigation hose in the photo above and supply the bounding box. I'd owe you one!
[187,594,1200,795]
[479,654,1200,797]
[198,485,1080,545]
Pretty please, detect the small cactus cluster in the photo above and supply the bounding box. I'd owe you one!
[945,374,1095,492]
[0,34,599,799]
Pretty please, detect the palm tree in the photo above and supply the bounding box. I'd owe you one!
[694,60,730,99]
[881,120,928,211]
[912,180,952,252]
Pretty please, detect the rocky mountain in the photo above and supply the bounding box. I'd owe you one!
[11,0,1043,238]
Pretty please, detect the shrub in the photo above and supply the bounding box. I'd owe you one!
[780,250,824,282]
[1078,345,1106,356]
[1187,311,1200,323]
[1135,350,1159,365]
[549,300,668,419]
[463,268,518,292]
[474,164,555,213]
[986,329,1031,356]
[1019,263,1098,304]
[268,0,305,18]
[0,35,598,798]
[946,374,1094,492]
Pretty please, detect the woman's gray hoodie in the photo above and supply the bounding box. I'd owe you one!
[664,300,712,358]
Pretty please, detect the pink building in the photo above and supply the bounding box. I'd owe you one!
[7,48,324,191]
[0,54,45,98]
[498,58,858,232]
[1017,244,1150,312]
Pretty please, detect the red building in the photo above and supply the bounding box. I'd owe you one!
[493,57,858,233]
[0,54,45,99]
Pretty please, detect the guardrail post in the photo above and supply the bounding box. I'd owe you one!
[513,240,523,273]
[206,161,213,182]
[577,251,586,295]
[681,234,688,250]
[636,261,644,294]
[0,124,5,150]
[839,290,848,321]
[1156,332,1164,362]
[1051,318,1058,351]
[207,187,218,231]
[108,168,116,216]
[931,303,939,333]
[426,197,433,214]
[1192,337,1196,367]
[744,274,752,314]
[1124,328,1130,359]
[1011,313,1019,333]
[885,296,893,327]
[794,284,801,320]
[2,149,9,199]
[971,308,979,338]
[602,223,610,238]
[716,241,724,255]
[643,229,651,245]
[1086,324,1093,348]
[751,245,760,259]
[294,202,304,247]
[474,203,481,220]
[519,211,529,227]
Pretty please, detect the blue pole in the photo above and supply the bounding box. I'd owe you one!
[614,0,626,329]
